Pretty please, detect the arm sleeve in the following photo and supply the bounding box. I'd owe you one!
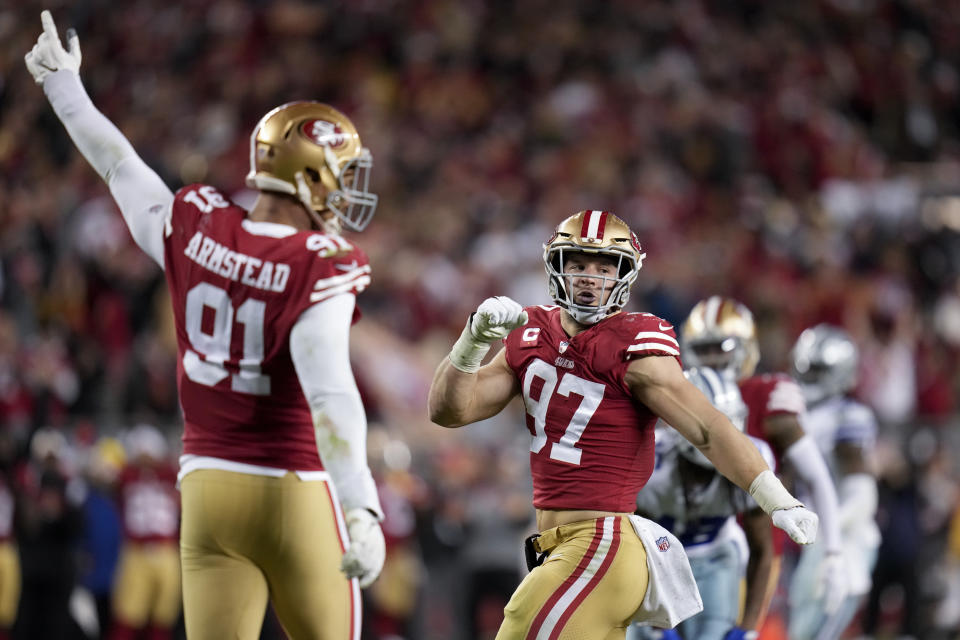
[838,472,878,531]
[43,70,171,268]
[784,434,842,552]
[290,294,383,519]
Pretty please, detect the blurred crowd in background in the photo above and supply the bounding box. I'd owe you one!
[3,0,960,638]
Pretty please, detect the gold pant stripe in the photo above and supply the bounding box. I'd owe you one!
[528,517,620,639]
[497,516,648,640]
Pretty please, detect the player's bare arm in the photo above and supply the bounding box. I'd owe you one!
[627,355,771,490]
[626,354,819,544]
[428,296,527,428]
[762,413,806,453]
[429,348,520,428]
[741,507,777,632]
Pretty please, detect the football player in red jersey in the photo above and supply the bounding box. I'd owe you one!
[26,11,384,640]
[679,297,848,628]
[110,425,181,640]
[429,210,819,640]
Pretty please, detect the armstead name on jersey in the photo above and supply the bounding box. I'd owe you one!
[184,230,291,293]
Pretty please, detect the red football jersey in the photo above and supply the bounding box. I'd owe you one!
[163,184,370,470]
[117,463,180,543]
[503,306,681,513]
[740,372,806,553]
[740,373,806,460]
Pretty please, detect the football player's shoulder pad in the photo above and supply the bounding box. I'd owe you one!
[301,232,371,306]
[615,312,681,361]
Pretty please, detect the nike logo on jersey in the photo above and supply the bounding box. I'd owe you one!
[334,260,359,271]
[659,322,672,331]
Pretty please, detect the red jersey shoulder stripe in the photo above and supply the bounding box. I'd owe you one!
[310,265,372,303]
[626,330,680,355]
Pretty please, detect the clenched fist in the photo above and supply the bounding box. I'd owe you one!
[470,296,529,342]
[340,508,386,588]
[772,505,819,545]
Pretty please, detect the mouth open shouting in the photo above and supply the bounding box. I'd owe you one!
[573,288,600,306]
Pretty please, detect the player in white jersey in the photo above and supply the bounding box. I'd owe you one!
[787,325,880,640]
[627,367,777,640]
[679,297,848,624]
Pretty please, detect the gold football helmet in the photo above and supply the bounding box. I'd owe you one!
[245,101,378,232]
[543,210,646,324]
[680,296,760,378]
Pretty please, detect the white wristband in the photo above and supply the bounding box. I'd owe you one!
[748,469,803,515]
[448,316,491,373]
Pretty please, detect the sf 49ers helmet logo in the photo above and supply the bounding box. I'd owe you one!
[630,231,642,255]
[301,119,347,148]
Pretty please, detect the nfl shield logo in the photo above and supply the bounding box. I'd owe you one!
[559,341,569,354]
[656,536,670,552]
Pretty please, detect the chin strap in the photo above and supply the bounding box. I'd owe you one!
[293,171,341,234]
[564,303,610,325]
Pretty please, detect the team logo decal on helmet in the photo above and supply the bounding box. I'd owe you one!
[246,101,378,233]
[301,119,348,148]
[679,296,760,379]
[543,210,645,325]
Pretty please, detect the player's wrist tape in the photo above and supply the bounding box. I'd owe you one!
[748,469,802,515]
[448,315,491,373]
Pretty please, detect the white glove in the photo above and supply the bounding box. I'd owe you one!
[470,296,529,342]
[24,10,81,85]
[448,296,528,373]
[818,551,850,614]
[340,508,386,589]
[771,506,819,545]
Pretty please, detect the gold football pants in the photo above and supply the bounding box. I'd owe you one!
[179,470,359,640]
[112,542,181,628]
[497,516,648,640]
[0,541,19,628]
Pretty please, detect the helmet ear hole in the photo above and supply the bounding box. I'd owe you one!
[304,167,320,183]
